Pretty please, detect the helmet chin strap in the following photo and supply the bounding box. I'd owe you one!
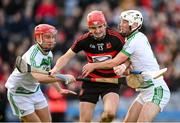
[37,35,51,54]
[126,25,140,37]
[37,43,50,55]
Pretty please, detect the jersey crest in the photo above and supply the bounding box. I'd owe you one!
[106,42,112,49]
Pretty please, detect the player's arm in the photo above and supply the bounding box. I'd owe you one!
[31,72,76,84]
[50,49,76,75]
[113,60,131,76]
[51,82,77,95]
[31,73,77,95]
[82,52,129,77]
[95,52,128,68]
[51,82,61,92]
[31,72,62,83]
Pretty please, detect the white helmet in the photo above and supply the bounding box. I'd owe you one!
[120,10,143,29]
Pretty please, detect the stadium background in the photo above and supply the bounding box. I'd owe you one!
[0,0,179,122]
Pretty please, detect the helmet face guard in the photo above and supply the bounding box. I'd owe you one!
[120,10,143,31]
[34,24,57,52]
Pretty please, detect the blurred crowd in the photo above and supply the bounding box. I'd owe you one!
[0,0,180,122]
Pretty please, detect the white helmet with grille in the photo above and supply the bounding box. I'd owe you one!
[120,10,143,29]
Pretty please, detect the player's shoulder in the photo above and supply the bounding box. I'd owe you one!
[107,28,125,43]
[76,32,91,42]
[25,44,43,58]
[134,32,148,44]
[22,44,36,55]
[28,44,38,51]
[135,31,147,39]
[107,28,121,36]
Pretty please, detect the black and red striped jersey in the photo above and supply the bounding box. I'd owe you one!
[71,28,125,78]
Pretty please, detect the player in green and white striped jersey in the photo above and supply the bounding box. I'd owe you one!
[5,24,76,122]
[82,10,170,122]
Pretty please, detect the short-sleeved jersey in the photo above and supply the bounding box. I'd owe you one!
[71,28,125,78]
[121,31,166,89]
[5,44,53,95]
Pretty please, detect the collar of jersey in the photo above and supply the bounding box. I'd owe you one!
[127,30,139,40]
[36,44,49,55]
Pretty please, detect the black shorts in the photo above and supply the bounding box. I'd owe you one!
[79,82,121,104]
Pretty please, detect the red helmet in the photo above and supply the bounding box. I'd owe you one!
[34,24,57,38]
[34,24,57,52]
[87,10,106,27]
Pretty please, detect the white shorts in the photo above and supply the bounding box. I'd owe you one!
[7,89,48,118]
[135,85,170,112]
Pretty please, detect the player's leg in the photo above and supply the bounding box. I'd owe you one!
[137,85,170,122]
[123,93,144,122]
[123,100,142,122]
[137,102,160,122]
[7,91,41,122]
[79,102,96,122]
[35,106,51,122]
[100,92,119,122]
[34,90,51,122]
[79,88,99,122]
[21,113,41,122]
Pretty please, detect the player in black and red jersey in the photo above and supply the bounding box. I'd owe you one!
[50,10,125,122]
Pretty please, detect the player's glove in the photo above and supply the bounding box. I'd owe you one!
[126,74,144,88]
[54,74,76,84]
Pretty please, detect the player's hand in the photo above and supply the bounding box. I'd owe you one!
[64,74,76,84]
[50,67,59,75]
[59,88,77,95]
[113,64,127,75]
[82,63,95,77]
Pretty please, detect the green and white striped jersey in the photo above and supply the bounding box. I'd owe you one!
[121,31,165,89]
[5,44,53,94]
